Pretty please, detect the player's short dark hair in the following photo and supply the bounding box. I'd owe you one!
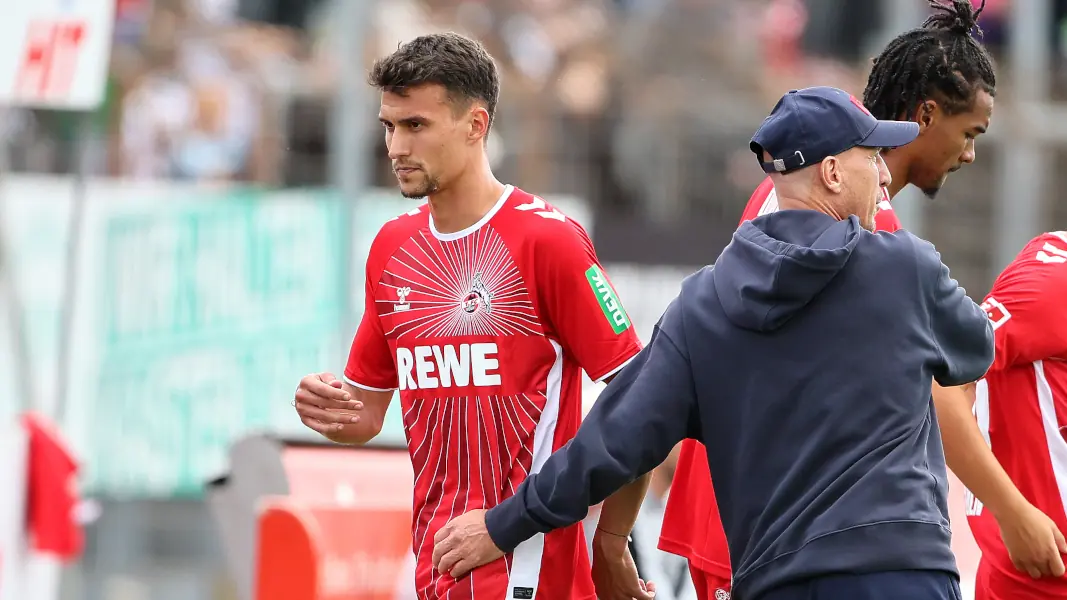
[863,0,996,121]
[368,32,500,131]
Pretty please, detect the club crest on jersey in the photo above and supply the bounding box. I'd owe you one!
[462,273,493,314]
[394,286,412,311]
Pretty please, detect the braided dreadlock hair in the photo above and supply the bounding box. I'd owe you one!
[863,0,996,121]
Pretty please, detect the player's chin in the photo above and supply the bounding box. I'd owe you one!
[399,188,427,199]
[921,184,943,199]
[395,173,435,198]
[398,182,430,199]
[921,176,949,199]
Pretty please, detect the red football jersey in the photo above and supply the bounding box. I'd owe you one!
[344,185,642,600]
[966,231,1067,598]
[658,176,901,578]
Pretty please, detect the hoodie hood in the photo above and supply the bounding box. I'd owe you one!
[714,210,861,332]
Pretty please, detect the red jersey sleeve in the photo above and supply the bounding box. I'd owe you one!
[344,231,401,391]
[983,232,1067,373]
[740,177,777,223]
[534,219,642,382]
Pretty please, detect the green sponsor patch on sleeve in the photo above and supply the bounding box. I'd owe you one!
[584,265,631,334]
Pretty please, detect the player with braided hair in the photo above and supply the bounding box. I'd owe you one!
[866,1,996,117]
[652,2,1063,599]
[863,0,997,198]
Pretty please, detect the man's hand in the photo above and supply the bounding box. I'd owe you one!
[932,382,1065,578]
[591,529,656,600]
[998,500,1067,578]
[294,372,363,435]
[432,510,504,579]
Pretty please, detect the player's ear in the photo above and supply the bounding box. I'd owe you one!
[913,99,939,132]
[467,105,490,144]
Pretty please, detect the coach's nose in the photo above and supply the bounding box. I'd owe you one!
[878,154,892,189]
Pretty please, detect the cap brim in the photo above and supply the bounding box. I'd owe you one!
[859,120,920,149]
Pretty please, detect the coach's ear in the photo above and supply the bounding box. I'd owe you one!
[913,99,939,132]
[819,155,845,194]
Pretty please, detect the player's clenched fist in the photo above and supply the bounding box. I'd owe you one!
[294,372,364,436]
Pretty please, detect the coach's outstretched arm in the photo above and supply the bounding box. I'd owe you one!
[431,302,702,578]
[487,317,700,549]
[917,237,995,385]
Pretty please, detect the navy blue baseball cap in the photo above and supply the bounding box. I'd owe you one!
[751,86,919,174]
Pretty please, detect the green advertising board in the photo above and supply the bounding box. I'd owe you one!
[0,177,591,498]
[90,192,347,495]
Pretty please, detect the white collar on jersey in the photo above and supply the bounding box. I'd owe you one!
[429,184,514,242]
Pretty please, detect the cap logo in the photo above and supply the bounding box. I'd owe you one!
[849,95,873,117]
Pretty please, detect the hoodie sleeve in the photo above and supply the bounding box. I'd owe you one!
[914,236,995,386]
[484,301,702,553]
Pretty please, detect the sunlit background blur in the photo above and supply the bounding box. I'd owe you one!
[1,0,1065,598]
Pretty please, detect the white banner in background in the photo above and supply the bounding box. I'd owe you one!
[0,0,115,110]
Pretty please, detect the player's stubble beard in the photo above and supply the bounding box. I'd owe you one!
[397,170,441,199]
[921,179,945,199]
[921,166,960,199]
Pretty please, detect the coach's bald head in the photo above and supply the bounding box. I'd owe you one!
[767,148,889,233]
[751,87,917,231]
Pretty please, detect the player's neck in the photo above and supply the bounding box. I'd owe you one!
[427,159,506,235]
[881,151,911,200]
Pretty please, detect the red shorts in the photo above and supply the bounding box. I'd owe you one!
[975,557,1067,600]
[689,562,732,600]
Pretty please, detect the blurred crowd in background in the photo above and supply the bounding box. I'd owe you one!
[7,0,1067,288]
[6,0,1066,204]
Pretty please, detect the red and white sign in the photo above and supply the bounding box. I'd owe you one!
[0,0,115,110]
[0,414,84,600]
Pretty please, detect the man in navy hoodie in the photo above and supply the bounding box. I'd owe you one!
[430,86,996,600]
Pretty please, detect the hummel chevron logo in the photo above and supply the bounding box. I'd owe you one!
[1037,240,1067,264]
[514,196,566,221]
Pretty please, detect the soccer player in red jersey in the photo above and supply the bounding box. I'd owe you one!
[967,231,1067,598]
[292,33,643,600]
[656,2,1062,598]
